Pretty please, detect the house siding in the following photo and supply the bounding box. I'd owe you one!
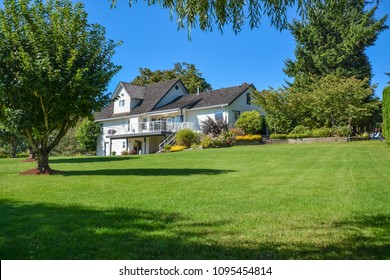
[114,87,131,114]
[186,107,228,131]
[154,83,186,109]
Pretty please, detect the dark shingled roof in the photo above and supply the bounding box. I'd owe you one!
[154,83,253,112]
[121,82,146,99]
[95,79,253,121]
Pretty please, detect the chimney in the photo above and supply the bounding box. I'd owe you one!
[196,86,200,95]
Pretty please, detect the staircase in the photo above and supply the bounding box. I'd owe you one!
[156,122,191,153]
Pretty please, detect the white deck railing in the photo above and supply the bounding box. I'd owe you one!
[104,121,195,137]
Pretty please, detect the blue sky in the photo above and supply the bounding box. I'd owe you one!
[79,0,389,98]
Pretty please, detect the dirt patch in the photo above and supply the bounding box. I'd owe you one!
[19,168,64,175]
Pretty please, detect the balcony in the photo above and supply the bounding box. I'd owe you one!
[104,121,195,137]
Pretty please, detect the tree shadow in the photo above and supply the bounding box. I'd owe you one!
[63,168,235,176]
[49,156,140,164]
[0,200,388,259]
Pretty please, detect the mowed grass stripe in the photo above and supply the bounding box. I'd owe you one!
[0,141,389,259]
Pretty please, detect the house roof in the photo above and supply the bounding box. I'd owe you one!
[95,79,253,121]
[154,83,253,111]
[120,82,146,99]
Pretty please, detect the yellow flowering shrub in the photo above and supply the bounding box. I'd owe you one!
[236,135,262,141]
[170,145,187,152]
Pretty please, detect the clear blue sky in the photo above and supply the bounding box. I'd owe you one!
[78,0,389,97]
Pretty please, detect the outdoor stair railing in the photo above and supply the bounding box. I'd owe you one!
[156,122,193,153]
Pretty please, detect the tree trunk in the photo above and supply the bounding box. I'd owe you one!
[28,146,36,160]
[11,145,17,158]
[36,150,51,174]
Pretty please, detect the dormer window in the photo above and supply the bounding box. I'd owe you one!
[119,100,125,107]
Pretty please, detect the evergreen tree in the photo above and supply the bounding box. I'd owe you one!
[284,0,387,86]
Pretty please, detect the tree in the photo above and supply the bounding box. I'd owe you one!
[307,74,379,129]
[252,88,294,133]
[234,111,263,135]
[0,124,26,158]
[0,0,121,173]
[132,62,212,93]
[383,86,390,144]
[76,119,103,153]
[110,0,313,34]
[284,0,388,86]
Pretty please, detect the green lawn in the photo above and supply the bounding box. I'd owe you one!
[0,141,389,259]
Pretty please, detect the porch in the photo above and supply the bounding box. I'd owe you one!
[103,121,195,155]
[103,121,194,137]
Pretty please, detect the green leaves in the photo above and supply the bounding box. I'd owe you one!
[285,0,388,84]
[110,0,312,34]
[132,62,212,93]
[0,0,121,171]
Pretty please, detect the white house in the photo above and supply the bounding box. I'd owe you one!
[95,78,260,155]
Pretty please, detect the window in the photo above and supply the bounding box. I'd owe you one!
[215,112,223,121]
[246,93,252,105]
[119,99,125,107]
[122,141,126,149]
[233,110,241,122]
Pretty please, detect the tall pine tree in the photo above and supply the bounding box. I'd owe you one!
[284,0,387,86]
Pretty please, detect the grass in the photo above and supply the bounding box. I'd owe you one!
[0,141,389,259]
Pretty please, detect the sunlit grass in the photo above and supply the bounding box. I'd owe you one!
[0,141,389,259]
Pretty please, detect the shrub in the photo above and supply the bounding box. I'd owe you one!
[270,134,288,139]
[121,150,129,155]
[111,151,116,156]
[229,127,245,136]
[164,145,172,151]
[201,116,228,137]
[200,132,235,148]
[287,133,310,139]
[234,111,262,135]
[175,128,199,148]
[170,145,187,152]
[290,125,310,135]
[236,135,262,141]
[331,126,352,137]
[200,134,213,148]
[311,127,332,138]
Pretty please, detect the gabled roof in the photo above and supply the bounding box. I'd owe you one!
[154,83,253,112]
[95,79,181,120]
[130,79,181,115]
[95,79,254,121]
[120,82,146,99]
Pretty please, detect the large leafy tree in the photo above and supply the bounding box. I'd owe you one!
[284,0,388,86]
[132,62,212,93]
[0,0,121,173]
[306,74,379,128]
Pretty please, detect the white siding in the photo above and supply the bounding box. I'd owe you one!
[113,87,131,114]
[155,82,186,108]
[227,88,263,125]
[186,107,228,131]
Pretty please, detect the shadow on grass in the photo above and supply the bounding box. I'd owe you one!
[49,156,140,164]
[63,168,235,176]
[0,200,389,260]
